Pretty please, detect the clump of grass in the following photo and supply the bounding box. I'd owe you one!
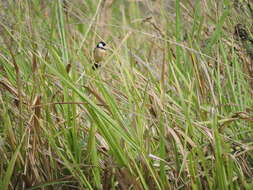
[0,0,253,189]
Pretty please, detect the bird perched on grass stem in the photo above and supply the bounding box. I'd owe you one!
[93,41,107,70]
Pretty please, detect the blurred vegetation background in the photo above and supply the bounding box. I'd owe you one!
[0,0,253,189]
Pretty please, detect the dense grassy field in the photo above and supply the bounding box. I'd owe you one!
[1,0,253,189]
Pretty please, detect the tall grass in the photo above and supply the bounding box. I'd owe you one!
[0,0,253,189]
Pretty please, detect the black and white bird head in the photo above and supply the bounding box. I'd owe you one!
[96,41,106,49]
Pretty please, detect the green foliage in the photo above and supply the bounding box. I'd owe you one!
[0,0,253,189]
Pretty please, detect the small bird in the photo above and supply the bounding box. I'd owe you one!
[93,41,107,70]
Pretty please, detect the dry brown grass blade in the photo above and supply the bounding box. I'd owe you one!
[0,78,25,98]
[32,95,42,132]
[102,157,113,190]
[175,128,197,148]
[235,47,253,95]
[219,111,253,132]
[84,85,110,111]
[142,16,165,38]
[166,127,185,157]
[116,167,143,190]
[2,35,24,122]
[232,111,253,121]
[25,95,44,186]
[148,95,158,118]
